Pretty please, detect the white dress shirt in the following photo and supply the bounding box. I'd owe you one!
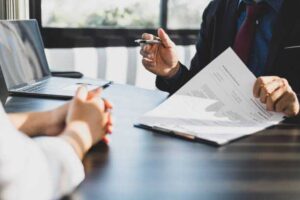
[0,105,85,200]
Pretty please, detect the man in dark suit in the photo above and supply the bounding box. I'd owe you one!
[140,0,300,117]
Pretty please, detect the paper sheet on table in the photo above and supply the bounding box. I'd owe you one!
[138,48,284,145]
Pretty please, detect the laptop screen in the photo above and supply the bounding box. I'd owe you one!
[0,20,50,90]
[0,65,8,105]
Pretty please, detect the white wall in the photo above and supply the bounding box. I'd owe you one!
[45,45,196,90]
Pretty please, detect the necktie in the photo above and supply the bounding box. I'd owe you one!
[233,3,267,65]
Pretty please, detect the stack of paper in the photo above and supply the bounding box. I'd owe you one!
[137,48,284,145]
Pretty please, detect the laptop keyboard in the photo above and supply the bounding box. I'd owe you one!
[20,82,47,93]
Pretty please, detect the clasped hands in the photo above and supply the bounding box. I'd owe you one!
[140,29,300,117]
[9,86,113,159]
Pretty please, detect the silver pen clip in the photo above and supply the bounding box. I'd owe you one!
[135,37,161,45]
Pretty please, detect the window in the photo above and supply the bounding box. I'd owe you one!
[168,0,208,29]
[42,0,160,29]
[30,0,211,48]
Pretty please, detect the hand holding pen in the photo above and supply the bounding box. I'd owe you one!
[138,28,180,79]
[135,36,162,45]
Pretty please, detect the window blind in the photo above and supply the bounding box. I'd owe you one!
[0,0,29,19]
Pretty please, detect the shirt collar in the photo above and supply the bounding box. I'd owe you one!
[238,0,284,13]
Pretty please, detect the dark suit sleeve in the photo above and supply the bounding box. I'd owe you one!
[156,1,215,94]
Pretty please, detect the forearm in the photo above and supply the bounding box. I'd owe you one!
[8,111,51,137]
[60,121,93,160]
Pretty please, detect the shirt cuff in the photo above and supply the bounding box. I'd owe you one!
[156,63,186,93]
[34,137,85,199]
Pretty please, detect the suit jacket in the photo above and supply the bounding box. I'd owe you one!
[156,0,300,96]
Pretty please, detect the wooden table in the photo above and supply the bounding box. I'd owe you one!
[5,84,300,200]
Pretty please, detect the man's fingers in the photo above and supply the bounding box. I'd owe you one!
[158,28,173,48]
[256,77,300,117]
[259,79,285,103]
[283,92,299,117]
[75,86,88,100]
[265,79,285,94]
[266,85,287,111]
[253,76,280,98]
[141,44,149,52]
[140,33,159,62]
[141,43,158,55]
[142,58,156,68]
[142,33,154,40]
[140,49,155,60]
[275,92,290,113]
[141,33,156,52]
[259,87,269,104]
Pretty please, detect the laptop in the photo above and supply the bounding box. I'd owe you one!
[0,20,111,100]
[0,65,8,105]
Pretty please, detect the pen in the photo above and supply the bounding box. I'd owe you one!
[135,37,161,45]
[77,81,112,90]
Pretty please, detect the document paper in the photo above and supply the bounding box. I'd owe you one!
[138,48,284,145]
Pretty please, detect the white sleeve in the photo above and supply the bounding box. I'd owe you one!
[0,105,84,200]
[34,137,85,199]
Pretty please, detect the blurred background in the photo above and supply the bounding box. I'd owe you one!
[1,0,211,89]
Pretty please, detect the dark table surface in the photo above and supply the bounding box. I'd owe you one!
[5,84,300,200]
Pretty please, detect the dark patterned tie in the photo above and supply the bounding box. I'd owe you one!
[233,3,267,65]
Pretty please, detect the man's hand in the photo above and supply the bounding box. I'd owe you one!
[140,28,180,78]
[253,76,300,117]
